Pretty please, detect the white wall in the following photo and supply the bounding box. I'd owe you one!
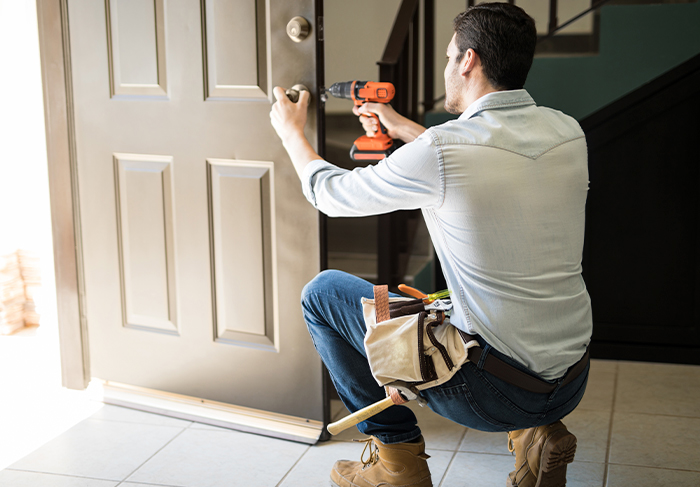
[0,0,57,330]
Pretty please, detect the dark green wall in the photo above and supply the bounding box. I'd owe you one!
[525,2,700,121]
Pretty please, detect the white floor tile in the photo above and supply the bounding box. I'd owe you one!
[278,441,362,487]
[0,470,119,487]
[606,464,700,487]
[560,408,611,463]
[407,401,467,451]
[9,419,186,481]
[89,405,192,428]
[609,412,700,471]
[440,452,513,487]
[577,359,617,411]
[615,361,700,417]
[567,461,606,487]
[126,427,309,487]
[458,428,509,455]
[423,448,454,485]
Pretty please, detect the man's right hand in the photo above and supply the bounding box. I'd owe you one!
[353,102,426,144]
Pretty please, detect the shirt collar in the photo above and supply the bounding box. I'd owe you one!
[458,89,535,120]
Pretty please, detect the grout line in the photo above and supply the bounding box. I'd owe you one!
[601,360,619,487]
[595,411,700,420]
[436,428,468,487]
[117,426,190,485]
[5,469,123,483]
[451,450,513,458]
[604,463,700,473]
[115,480,185,487]
[274,445,311,487]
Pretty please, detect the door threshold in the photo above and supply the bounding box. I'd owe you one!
[99,380,324,445]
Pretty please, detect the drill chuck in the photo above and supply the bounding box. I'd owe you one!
[327,82,355,100]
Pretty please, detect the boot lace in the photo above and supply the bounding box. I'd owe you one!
[354,438,379,469]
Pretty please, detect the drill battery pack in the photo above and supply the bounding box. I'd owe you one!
[350,134,399,161]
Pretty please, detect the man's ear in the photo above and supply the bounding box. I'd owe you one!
[460,48,478,76]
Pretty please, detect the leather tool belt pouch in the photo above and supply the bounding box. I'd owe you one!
[363,285,479,391]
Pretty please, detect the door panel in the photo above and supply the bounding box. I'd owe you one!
[106,0,168,97]
[202,0,268,100]
[208,159,276,350]
[114,153,178,335]
[64,0,324,433]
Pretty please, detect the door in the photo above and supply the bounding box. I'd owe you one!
[38,0,326,443]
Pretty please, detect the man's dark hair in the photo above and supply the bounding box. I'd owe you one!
[453,3,537,90]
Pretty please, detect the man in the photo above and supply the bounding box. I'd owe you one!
[270,3,592,487]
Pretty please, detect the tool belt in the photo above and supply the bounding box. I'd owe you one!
[363,285,590,394]
[363,285,478,391]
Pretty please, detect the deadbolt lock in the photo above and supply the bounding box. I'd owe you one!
[286,16,311,42]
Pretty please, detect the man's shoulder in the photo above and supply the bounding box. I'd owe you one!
[421,104,585,160]
[534,105,585,137]
[421,118,483,147]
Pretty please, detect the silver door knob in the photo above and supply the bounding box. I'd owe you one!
[286,16,310,42]
[285,84,310,103]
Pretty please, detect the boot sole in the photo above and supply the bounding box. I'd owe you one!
[534,429,577,487]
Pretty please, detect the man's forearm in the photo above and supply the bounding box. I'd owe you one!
[396,120,427,143]
[281,129,322,180]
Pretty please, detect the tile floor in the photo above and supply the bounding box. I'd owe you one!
[1,328,700,486]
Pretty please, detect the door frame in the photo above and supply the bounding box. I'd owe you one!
[36,0,90,391]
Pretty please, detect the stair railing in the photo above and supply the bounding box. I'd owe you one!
[375,0,434,288]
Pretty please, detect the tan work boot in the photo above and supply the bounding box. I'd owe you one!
[507,421,577,487]
[331,436,432,487]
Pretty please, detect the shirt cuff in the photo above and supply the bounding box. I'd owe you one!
[301,159,334,208]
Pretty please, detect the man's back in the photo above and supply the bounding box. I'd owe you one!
[423,90,592,379]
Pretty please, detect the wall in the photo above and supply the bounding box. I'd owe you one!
[525,2,700,120]
[0,0,57,330]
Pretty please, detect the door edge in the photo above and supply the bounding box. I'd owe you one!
[36,0,90,389]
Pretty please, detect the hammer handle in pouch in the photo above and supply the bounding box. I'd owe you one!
[327,396,395,436]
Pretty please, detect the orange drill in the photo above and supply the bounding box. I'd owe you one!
[326,81,397,161]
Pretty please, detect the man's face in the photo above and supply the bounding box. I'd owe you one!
[444,35,465,115]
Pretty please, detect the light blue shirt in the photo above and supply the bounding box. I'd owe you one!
[302,90,592,379]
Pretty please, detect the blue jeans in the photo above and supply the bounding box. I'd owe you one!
[301,270,589,445]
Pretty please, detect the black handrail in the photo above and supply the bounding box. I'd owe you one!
[541,0,614,40]
[378,0,420,122]
[375,0,428,288]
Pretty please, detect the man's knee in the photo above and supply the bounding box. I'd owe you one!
[301,269,348,306]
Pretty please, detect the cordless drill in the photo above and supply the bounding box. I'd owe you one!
[326,81,397,161]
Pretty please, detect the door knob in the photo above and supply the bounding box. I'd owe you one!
[285,84,310,103]
[286,16,310,42]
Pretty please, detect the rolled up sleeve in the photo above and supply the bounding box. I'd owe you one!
[300,130,442,217]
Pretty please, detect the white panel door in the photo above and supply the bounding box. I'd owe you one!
[59,0,324,442]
